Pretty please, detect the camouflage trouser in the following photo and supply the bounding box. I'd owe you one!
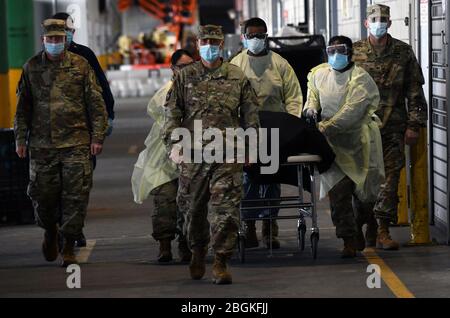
[177,162,243,257]
[374,132,405,223]
[353,198,377,228]
[150,179,178,241]
[329,176,357,238]
[27,146,93,240]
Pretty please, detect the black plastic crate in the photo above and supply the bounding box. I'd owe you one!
[0,129,34,225]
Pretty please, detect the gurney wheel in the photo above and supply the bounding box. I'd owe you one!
[311,233,319,259]
[238,235,245,264]
[298,224,306,251]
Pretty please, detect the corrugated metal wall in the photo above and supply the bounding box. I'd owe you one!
[429,0,450,243]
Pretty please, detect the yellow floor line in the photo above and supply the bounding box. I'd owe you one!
[76,240,96,264]
[363,248,415,298]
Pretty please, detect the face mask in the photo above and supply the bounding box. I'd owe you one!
[199,44,221,63]
[369,22,388,39]
[66,31,74,46]
[44,41,65,57]
[328,53,349,71]
[242,38,248,49]
[247,38,266,55]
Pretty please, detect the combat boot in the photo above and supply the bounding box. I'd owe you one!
[262,220,280,249]
[376,220,399,250]
[354,223,366,251]
[61,238,78,267]
[178,239,192,263]
[76,231,87,248]
[341,237,357,258]
[189,246,207,280]
[365,218,378,248]
[42,225,59,262]
[158,239,173,263]
[244,221,258,248]
[212,253,232,285]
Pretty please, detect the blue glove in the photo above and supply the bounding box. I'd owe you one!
[106,118,113,136]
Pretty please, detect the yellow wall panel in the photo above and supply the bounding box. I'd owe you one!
[8,69,21,128]
[0,72,10,128]
[0,69,22,129]
[397,168,409,225]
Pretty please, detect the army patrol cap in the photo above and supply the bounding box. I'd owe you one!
[367,4,391,19]
[42,19,67,36]
[198,25,224,40]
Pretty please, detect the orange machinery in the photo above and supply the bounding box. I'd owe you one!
[118,0,197,64]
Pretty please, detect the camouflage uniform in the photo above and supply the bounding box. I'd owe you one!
[163,28,259,256]
[353,6,428,223]
[150,179,178,241]
[14,21,107,241]
[328,177,357,238]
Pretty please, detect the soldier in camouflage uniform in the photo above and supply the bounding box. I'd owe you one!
[14,19,108,267]
[163,25,259,284]
[353,5,428,250]
[132,50,195,263]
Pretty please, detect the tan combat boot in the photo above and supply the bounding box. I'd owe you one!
[42,225,59,262]
[262,220,280,249]
[61,238,78,267]
[212,253,232,285]
[341,237,357,258]
[376,220,399,250]
[244,221,259,248]
[178,239,192,263]
[189,246,207,280]
[158,239,173,263]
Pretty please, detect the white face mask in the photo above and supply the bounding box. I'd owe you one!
[247,38,266,55]
[369,22,388,38]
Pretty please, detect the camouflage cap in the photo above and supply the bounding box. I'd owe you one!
[42,19,66,36]
[367,4,390,19]
[198,25,224,40]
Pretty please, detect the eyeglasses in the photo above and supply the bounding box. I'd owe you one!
[369,16,389,23]
[244,33,268,40]
[326,44,349,55]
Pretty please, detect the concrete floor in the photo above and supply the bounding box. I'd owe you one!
[1,97,450,298]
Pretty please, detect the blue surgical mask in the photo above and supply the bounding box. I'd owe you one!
[66,31,74,46]
[242,38,248,49]
[199,45,221,63]
[44,42,65,57]
[328,53,349,71]
[369,22,388,39]
[247,38,266,55]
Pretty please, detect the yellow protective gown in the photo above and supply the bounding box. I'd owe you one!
[231,49,303,116]
[304,63,385,202]
[131,81,179,204]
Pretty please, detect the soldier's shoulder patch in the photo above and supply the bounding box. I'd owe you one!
[353,40,369,52]
[352,52,369,62]
[181,61,201,79]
